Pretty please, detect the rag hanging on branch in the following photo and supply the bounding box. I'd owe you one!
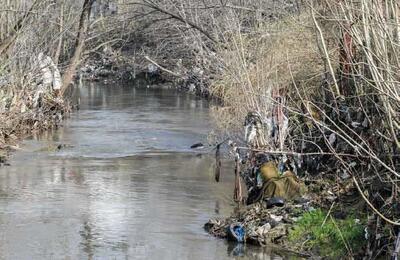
[215,144,221,182]
[233,154,242,203]
[212,138,243,202]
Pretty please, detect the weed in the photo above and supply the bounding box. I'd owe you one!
[289,209,365,258]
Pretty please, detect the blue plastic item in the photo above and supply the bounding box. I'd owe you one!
[227,223,246,243]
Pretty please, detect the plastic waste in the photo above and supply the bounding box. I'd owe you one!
[266,197,285,209]
[190,143,204,149]
[227,223,246,243]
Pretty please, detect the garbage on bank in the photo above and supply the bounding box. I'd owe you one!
[205,110,312,248]
[205,156,311,247]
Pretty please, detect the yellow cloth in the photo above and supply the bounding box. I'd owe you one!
[259,162,306,200]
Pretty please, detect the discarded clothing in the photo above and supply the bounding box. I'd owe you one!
[247,161,306,205]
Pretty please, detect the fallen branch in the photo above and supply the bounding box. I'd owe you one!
[144,56,183,78]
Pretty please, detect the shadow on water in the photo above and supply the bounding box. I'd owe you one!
[0,83,296,259]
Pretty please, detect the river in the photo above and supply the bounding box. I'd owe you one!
[0,83,287,259]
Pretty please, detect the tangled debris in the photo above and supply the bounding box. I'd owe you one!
[205,199,313,254]
[0,87,69,162]
[205,118,313,254]
[205,110,372,257]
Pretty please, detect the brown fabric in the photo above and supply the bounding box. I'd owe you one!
[260,161,279,181]
[259,161,305,200]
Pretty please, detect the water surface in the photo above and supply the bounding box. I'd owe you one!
[0,83,287,259]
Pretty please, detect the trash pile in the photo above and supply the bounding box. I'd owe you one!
[205,108,378,257]
[205,110,313,251]
[205,197,313,247]
[205,151,312,248]
[80,46,164,84]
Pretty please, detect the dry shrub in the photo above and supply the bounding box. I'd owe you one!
[285,1,400,256]
[210,12,324,144]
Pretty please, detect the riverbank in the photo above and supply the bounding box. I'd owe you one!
[0,89,69,165]
[204,174,369,258]
[79,46,211,98]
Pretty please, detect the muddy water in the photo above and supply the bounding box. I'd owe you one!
[0,84,287,259]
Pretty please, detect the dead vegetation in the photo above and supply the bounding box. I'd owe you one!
[0,88,69,151]
[0,0,93,153]
[207,1,400,258]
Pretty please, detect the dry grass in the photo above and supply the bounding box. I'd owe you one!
[210,12,324,145]
[208,1,400,256]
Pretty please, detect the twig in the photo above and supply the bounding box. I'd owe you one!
[235,146,369,158]
[144,56,182,78]
[322,202,335,227]
[311,5,341,97]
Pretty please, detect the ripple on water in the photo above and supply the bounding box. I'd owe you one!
[0,84,293,259]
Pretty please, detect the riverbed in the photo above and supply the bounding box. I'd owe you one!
[0,83,287,259]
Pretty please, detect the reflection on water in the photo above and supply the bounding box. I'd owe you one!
[0,83,292,259]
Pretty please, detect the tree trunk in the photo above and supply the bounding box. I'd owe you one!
[61,0,95,96]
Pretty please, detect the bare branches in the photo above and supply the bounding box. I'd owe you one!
[144,56,182,78]
[128,0,218,43]
[0,0,41,55]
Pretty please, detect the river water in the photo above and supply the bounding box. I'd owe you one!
[0,84,287,259]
